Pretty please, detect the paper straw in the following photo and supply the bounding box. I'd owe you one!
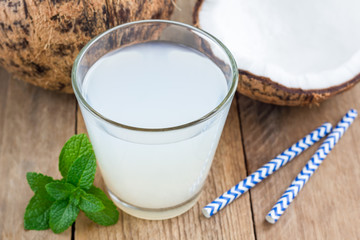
[202,122,332,218]
[266,109,358,224]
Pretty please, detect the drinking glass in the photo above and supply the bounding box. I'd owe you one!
[72,20,238,220]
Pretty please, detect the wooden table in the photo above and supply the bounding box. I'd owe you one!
[1,1,360,239]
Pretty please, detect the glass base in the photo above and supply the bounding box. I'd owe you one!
[108,190,201,220]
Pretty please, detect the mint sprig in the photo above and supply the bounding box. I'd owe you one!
[24,134,119,233]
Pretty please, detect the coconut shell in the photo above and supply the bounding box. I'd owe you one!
[0,0,175,93]
[193,0,360,106]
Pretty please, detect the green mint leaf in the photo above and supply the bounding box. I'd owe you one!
[59,134,93,178]
[84,186,119,226]
[24,193,54,230]
[49,199,80,234]
[69,188,85,206]
[45,182,76,200]
[79,192,104,213]
[26,172,54,195]
[66,152,96,190]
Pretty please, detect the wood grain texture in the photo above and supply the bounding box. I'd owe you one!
[0,69,75,239]
[238,83,360,240]
[75,96,255,240]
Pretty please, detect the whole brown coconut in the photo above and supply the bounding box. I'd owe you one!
[193,0,360,106]
[0,0,174,93]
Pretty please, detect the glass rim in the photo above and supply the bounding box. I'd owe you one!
[71,19,238,132]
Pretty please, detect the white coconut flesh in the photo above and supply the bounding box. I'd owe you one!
[198,0,360,90]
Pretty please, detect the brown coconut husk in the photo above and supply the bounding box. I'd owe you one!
[0,0,175,93]
[193,0,360,106]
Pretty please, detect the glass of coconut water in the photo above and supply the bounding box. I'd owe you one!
[72,20,238,220]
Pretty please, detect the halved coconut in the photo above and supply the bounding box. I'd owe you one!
[194,0,360,106]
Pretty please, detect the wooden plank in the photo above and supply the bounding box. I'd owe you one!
[238,84,360,240]
[75,97,255,240]
[0,68,75,239]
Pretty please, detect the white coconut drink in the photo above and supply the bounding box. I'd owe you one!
[194,0,360,106]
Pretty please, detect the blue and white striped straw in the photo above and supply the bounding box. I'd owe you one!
[202,122,332,218]
[266,109,358,224]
